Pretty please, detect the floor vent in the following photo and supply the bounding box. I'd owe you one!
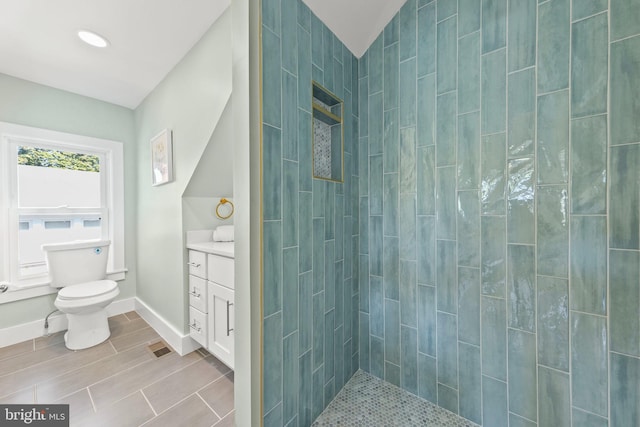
[148,341,172,358]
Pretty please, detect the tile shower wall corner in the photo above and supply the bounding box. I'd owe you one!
[262,0,640,425]
[261,0,360,425]
[358,0,640,425]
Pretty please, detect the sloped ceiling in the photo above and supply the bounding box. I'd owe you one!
[0,0,230,109]
[303,0,408,58]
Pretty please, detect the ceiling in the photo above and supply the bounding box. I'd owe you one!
[0,0,230,109]
[0,0,404,110]
[304,0,407,58]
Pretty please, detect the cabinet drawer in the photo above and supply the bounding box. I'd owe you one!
[188,306,207,347]
[188,251,207,279]
[207,254,234,289]
[188,275,207,313]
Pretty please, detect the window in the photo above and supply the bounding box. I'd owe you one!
[16,145,104,278]
[0,122,125,302]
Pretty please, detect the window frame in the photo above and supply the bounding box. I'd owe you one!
[0,122,126,304]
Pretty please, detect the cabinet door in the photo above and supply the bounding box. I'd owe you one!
[207,281,234,369]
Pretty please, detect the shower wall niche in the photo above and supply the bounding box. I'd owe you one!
[312,82,343,182]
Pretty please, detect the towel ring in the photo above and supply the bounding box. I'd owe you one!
[216,198,234,220]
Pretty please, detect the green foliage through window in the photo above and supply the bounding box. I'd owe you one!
[18,146,100,172]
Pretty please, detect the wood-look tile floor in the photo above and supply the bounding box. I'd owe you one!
[0,311,234,427]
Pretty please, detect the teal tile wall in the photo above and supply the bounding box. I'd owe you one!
[262,0,640,425]
[261,0,360,425]
[358,0,640,425]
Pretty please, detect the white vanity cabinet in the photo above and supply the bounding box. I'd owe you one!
[186,240,235,370]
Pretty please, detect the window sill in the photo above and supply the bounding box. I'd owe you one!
[0,268,127,304]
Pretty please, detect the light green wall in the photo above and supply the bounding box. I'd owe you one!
[182,98,234,232]
[0,73,137,329]
[133,8,233,333]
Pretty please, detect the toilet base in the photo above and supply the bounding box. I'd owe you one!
[64,308,111,350]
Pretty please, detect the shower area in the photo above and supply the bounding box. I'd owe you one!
[261,0,640,425]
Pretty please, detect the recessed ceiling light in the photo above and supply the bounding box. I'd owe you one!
[77,30,109,48]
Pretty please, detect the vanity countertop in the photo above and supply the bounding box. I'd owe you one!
[187,241,234,258]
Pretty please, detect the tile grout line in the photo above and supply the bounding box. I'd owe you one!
[142,386,226,427]
[477,0,485,422]
[195,391,225,422]
[38,339,163,395]
[434,0,441,411]
[109,323,161,349]
[86,387,98,414]
[87,388,152,420]
[606,0,612,422]
[572,401,611,421]
[567,0,574,422]
[136,356,228,400]
[533,0,541,419]
[0,320,150,397]
[214,410,235,426]
[503,0,511,423]
[609,349,640,360]
[482,372,508,385]
[509,410,537,425]
[0,340,117,381]
[90,353,209,412]
[55,353,169,405]
[537,362,570,376]
[139,389,158,417]
[610,32,640,44]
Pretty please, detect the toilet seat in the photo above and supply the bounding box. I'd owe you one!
[57,280,118,300]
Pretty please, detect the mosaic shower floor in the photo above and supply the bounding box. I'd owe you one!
[312,370,479,427]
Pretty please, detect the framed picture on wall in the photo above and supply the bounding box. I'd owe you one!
[150,129,173,186]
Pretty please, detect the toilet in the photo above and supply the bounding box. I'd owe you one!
[42,239,120,350]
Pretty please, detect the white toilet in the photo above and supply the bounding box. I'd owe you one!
[42,239,120,350]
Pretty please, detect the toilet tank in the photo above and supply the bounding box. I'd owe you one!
[42,239,111,288]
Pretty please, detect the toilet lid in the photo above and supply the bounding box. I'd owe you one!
[58,280,118,300]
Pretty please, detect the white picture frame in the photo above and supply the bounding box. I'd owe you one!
[150,129,173,186]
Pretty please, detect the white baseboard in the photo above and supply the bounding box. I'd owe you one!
[0,297,136,348]
[134,297,200,356]
[0,297,199,356]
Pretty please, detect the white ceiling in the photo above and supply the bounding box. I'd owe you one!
[304,0,408,58]
[0,0,230,109]
[0,0,403,110]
